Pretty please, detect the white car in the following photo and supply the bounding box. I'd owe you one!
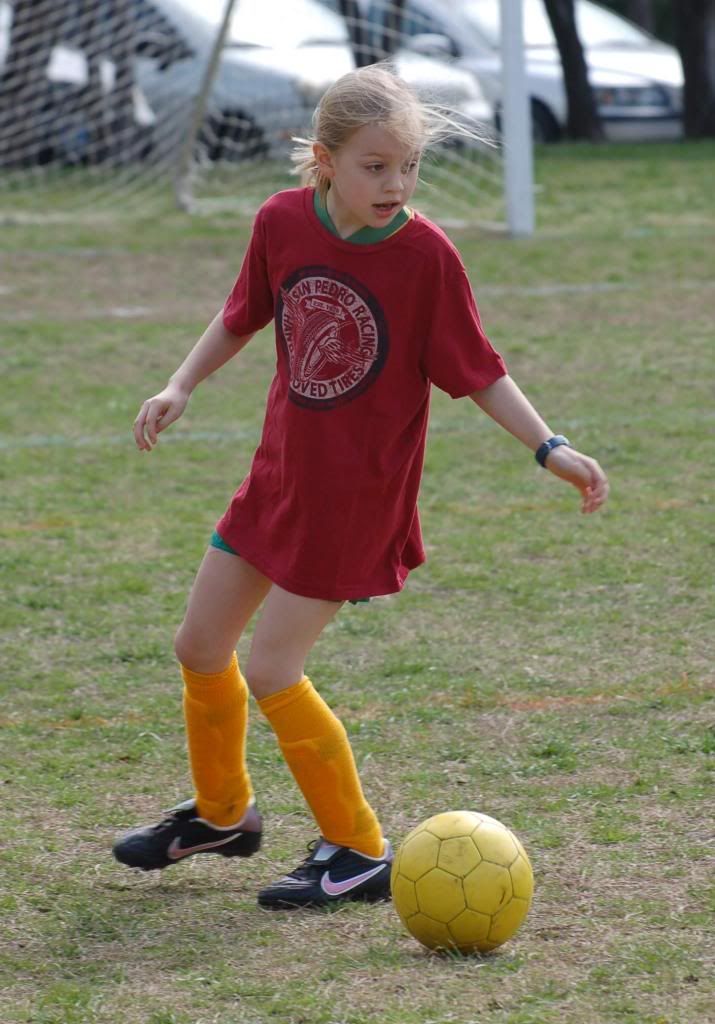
[134,0,493,163]
[369,0,683,141]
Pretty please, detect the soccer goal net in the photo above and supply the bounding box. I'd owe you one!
[0,0,527,230]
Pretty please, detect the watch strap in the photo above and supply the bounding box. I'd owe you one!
[535,435,572,468]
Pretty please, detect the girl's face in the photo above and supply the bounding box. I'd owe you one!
[314,123,421,238]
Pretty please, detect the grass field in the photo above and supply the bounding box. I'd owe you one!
[1,142,713,1024]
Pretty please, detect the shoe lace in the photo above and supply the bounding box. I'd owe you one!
[150,807,189,835]
[149,814,179,835]
[288,839,324,880]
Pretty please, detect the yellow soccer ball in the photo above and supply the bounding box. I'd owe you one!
[391,810,534,954]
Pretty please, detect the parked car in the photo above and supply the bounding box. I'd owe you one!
[360,0,684,142]
[0,0,155,166]
[132,0,494,164]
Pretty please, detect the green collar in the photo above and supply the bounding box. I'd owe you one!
[313,189,410,244]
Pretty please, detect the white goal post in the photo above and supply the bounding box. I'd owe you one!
[0,0,534,235]
[501,0,535,236]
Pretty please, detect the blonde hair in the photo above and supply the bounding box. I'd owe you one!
[292,63,488,199]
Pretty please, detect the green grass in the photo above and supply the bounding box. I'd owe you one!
[1,141,714,1024]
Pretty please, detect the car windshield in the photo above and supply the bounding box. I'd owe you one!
[462,0,651,49]
[173,0,348,47]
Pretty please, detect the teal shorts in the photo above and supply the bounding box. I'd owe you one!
[210,531,370,604]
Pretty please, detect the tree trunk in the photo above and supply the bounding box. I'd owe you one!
[543,0,603,139]
[675,0,715,137]
[338,0,380,67]
[378,0,407,59]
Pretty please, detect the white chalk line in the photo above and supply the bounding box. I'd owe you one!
[0,429,255,451]
[0,305,157,321]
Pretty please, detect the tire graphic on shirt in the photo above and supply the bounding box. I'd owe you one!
[277,266,388,410]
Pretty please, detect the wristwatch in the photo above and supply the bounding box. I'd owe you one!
[535,435,572,468]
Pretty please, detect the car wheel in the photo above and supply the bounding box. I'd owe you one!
[530,100,561,144]
[198,110,267,163]
[495,99,561,144]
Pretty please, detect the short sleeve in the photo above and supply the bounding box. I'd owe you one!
[421,245,507,398]
[223,205,275,336]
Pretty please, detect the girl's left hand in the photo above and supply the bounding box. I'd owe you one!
[544,446,609,514]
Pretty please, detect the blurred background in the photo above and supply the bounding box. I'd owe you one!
[0,0,712,228]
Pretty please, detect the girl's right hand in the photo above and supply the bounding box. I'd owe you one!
[133,382,190,451]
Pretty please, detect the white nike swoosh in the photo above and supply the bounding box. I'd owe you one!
[167,834,240,860]
[320,864,387,897]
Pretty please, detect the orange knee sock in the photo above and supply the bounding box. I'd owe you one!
[181,653,253,827]
[258,677,384,857]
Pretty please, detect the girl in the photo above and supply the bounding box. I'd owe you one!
[113,66,608,908]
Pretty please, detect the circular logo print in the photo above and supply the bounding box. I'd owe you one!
[277,266,388,410]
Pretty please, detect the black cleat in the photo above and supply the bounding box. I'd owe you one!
[258,837,393,909]
[112,798,262,871]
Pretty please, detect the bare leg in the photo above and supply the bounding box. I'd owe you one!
[244,584,343,699]
[174,548,272,672]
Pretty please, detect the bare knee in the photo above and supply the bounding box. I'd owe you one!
[174,622,234,675]
[173,622,201,670]
[245,650,304,700]
[244,653,277,699]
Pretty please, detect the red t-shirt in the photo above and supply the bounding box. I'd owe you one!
[216,187,506,600]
